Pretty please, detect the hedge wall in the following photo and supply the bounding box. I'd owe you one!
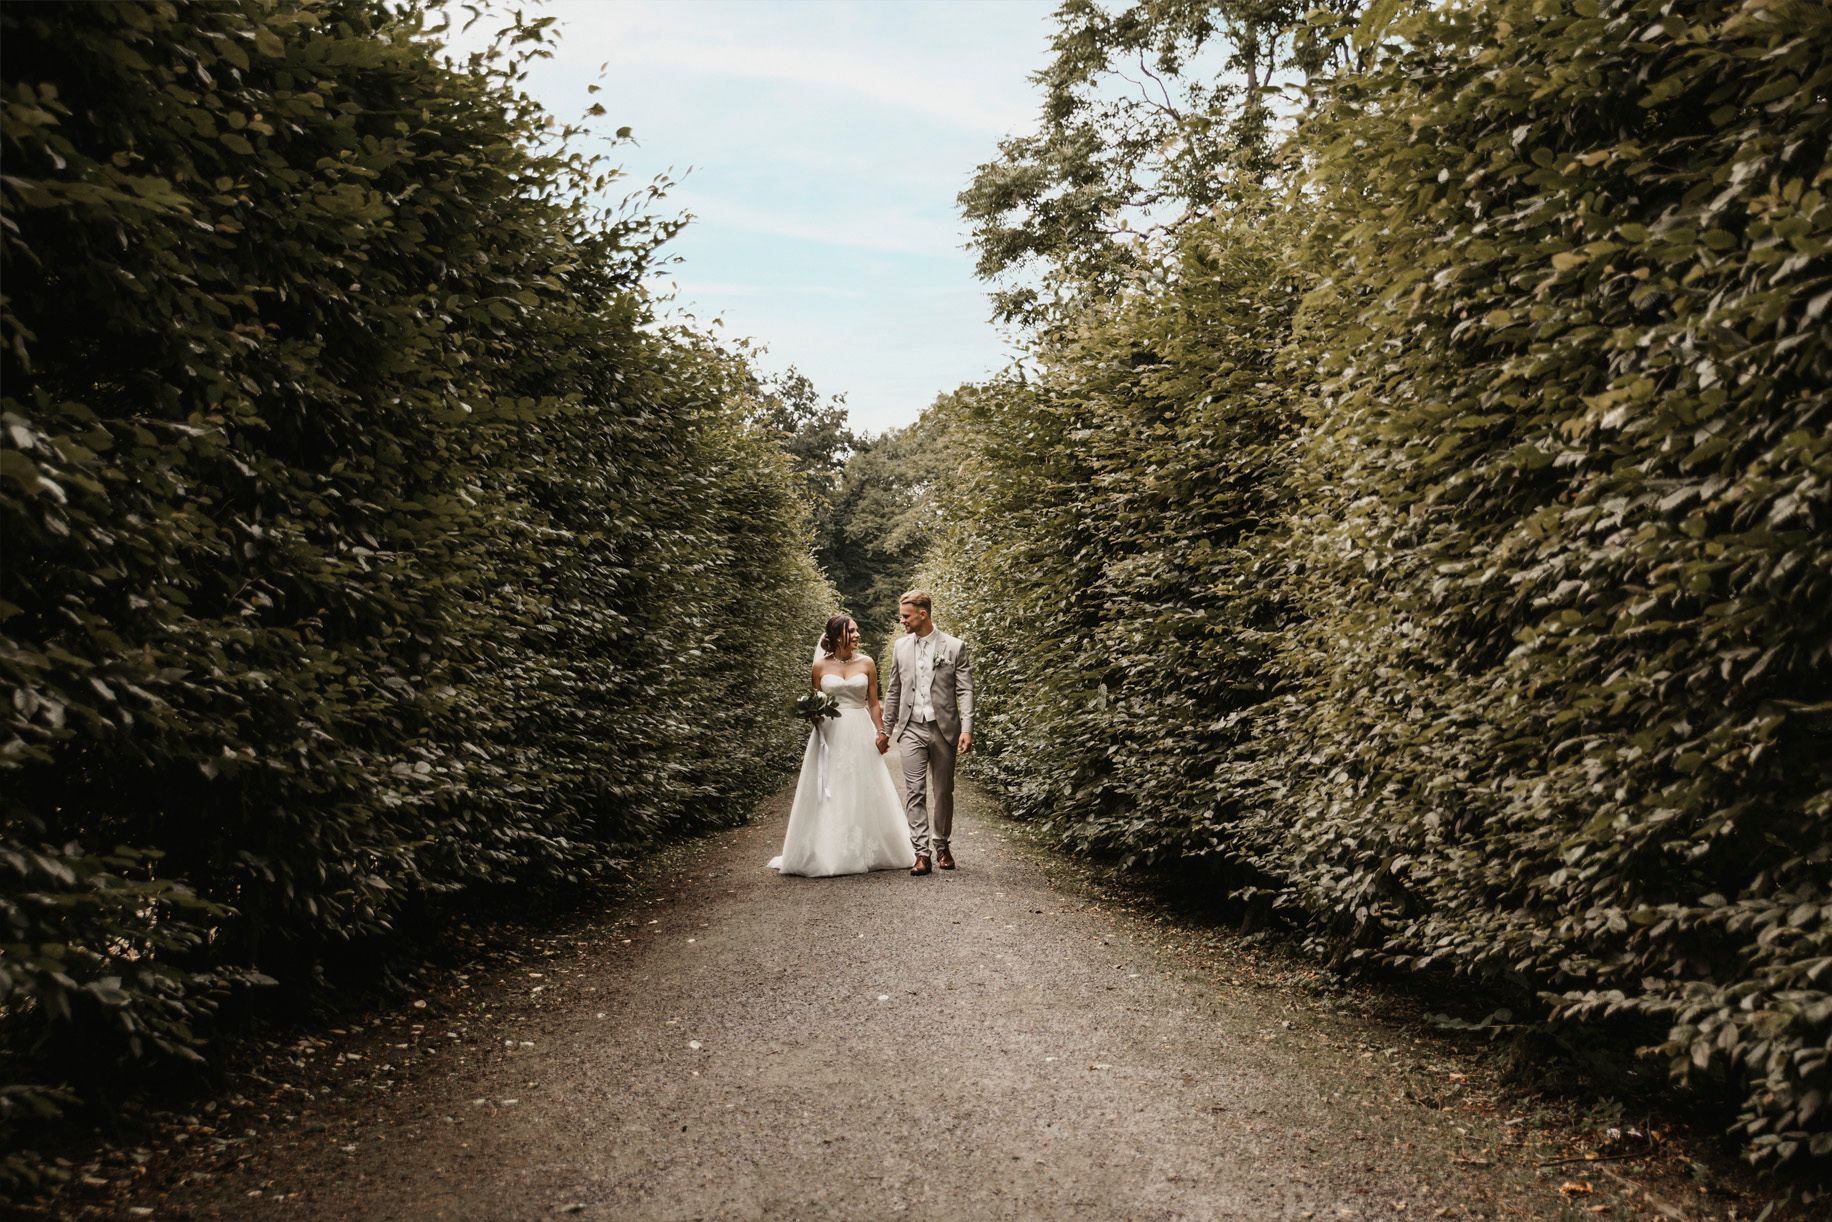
[930,0,1829,1166]
[0,0,829,1179]
[928,204,1306,893]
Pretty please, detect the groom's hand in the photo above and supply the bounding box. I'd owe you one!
[958,731,973,755]
[875,731,889,755]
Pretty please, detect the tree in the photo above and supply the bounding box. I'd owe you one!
[744,366,862,608]
[747,366,859,509]
[959,0,1360,327]
[820,401,969,639]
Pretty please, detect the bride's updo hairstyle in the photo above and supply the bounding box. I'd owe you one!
[819,614,854,659]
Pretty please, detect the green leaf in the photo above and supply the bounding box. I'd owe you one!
[1354,0,1406,52]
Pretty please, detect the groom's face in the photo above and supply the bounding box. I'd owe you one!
[899,601,931,635]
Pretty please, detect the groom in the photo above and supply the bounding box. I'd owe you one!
[877,589,973,876]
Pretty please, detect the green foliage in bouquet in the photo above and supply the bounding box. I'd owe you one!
[792,692,842,724]
[0,0,829,1182]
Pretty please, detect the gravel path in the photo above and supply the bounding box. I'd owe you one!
[95,753,1707,1220]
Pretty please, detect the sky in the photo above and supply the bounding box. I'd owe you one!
[454,0,1059,436]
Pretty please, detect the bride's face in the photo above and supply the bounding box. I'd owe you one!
[845,622,861,652]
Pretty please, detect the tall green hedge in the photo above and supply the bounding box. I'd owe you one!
[930,0,1829,1166]
[929,204,1305,891]
[0,0,829,1178]
[1290,0,1830,1167]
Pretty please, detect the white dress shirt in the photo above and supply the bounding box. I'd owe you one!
[911,630,936,722]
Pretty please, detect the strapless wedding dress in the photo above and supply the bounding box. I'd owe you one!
[769,672,912,877]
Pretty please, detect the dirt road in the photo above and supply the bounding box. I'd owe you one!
[79,756,1696,1220]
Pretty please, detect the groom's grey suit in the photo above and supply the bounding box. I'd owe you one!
[882,629,973,858]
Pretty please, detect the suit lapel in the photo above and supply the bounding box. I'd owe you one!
[927,634,951,706]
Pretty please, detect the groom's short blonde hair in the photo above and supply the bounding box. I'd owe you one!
[899,589,932,613]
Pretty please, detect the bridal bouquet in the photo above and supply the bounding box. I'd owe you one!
[792,692,841,723]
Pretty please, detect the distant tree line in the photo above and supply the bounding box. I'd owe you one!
[755,369,962,646]
[924,0,1829,1170]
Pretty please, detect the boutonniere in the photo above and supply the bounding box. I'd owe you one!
[935,656,951,668]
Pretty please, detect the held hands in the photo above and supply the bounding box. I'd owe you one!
[871,726,970,753]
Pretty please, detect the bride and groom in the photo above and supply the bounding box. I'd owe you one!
[769,590,974,878]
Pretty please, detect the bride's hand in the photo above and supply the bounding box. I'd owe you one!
[875,730,889,755]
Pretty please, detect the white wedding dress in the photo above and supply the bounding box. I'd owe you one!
[769,672,912,877]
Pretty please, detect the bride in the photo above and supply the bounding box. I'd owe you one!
[769,614,913,877]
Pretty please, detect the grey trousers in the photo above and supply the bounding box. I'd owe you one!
[897,718,957,857]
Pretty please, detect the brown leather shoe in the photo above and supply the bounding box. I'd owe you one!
[936,847,956,870]
[911,855,932,876]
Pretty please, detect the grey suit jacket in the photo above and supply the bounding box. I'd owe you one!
[883,630,974,742]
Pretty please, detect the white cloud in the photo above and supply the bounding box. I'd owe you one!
[618,38,1019,133]
[678,193,967,259]
[643,277,871,301]
[551,1,1035,135]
